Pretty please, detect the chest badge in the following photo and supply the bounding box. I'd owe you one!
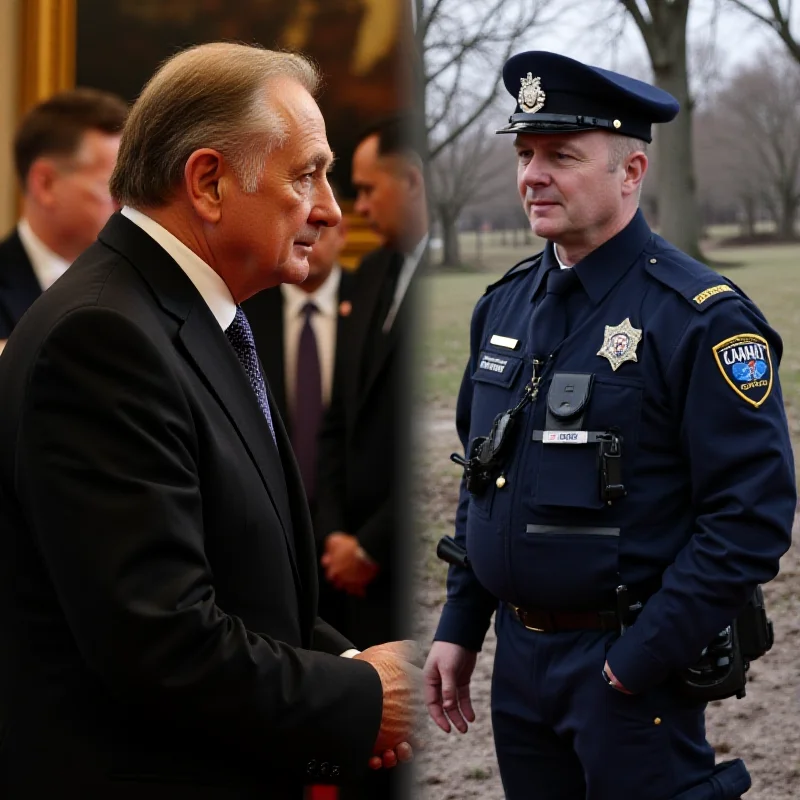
[597,318,642,371]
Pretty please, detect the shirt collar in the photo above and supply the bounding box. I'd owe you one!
[281,265,342,318]
[17,218,70,291]
[532,209,652,305]
[121,206,236,329]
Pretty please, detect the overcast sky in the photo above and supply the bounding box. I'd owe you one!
[513,1,800,85]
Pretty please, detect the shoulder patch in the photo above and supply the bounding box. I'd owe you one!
[645,254,739,313]
[693,285,735,305]
[484,252,544,296]
[712,333,773,407]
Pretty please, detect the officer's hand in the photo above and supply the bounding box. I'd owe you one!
[423,641,478,734]
[603,659,633,694]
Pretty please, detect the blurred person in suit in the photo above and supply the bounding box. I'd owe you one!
[244,203,353,631]
[0,43,419,798]
[316,116,429,653]
[244,193,353,511]
[0,88,128,352]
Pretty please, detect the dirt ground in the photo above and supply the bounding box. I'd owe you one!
[413,410,800,800]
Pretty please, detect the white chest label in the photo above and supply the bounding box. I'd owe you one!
[543,431,588,444]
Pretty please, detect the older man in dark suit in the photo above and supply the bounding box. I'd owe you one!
[0,43,417,799]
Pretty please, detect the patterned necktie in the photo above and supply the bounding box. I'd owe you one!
[224,305,276,443]
[529,267,581,358]
[291,301,322,502]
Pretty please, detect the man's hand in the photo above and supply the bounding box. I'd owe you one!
[321,532,379,596]
[603,659,633,694]
[423,641,478,734]
[355,643,421,764]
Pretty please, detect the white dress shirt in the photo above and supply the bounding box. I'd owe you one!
[121,206,236,329]
[383,233,429,332]
[281,266,341,412]
[554,243,572,270]
[17,219,70,291]
[120,207,358,657]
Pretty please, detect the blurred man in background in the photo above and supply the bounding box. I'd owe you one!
[0,88,128,350]
[245,196,353,513]
[316,116,429,651]
[245,203,354,632]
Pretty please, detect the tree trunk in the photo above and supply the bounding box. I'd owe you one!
[440,207,461,267]
[624,0,704,261]
[740,194,757,239]
[778,190,797,240]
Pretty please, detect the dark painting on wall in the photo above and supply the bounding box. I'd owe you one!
[75,0,413,196]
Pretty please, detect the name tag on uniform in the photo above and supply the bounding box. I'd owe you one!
[543,431,588,444]
[490,334,519,349]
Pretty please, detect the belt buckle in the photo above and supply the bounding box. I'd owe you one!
[512,605,546,633]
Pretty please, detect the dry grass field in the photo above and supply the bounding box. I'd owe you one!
[413,235,800,799]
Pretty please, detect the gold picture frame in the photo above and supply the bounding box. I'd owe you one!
[19,0,76,115]
[16,0,400,267]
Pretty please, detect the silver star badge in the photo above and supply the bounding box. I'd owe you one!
[597,318,643,371]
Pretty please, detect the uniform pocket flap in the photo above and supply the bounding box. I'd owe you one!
[472,350,524,387]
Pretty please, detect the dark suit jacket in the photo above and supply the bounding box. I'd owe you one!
[0,213,382,797]
[243,268,355,435]
[315,247,416,647]
[0,229,42,339]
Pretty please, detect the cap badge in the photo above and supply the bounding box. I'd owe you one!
[597,318,642,371]
[519,73,546,114]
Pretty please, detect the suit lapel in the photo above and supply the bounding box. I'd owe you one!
[0,231,43,331]
[178,306,299,566]
[346,250,395,413]
[243,288,288,428]
[359,251,411,410]
[98,214,303,589]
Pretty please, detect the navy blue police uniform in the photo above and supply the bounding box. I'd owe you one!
[433,52,796,800]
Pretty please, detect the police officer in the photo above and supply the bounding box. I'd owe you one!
[423,51,796,800]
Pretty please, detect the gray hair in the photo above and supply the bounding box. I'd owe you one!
[110,42,320,208]
[607,135,648,172]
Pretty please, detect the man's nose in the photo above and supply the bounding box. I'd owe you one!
[312,181,342,228]
[521,156,551,187]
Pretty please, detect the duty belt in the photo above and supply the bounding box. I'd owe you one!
[507,604,620,633]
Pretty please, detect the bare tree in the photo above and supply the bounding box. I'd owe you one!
[726,1,800,62]
[415,0,560,266]
[718,52,800,239]
[429,114,511,267]
[610,0,705,259]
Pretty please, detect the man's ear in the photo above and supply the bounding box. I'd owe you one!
[406,162,425,200]
[184,148,228,224]
[26,159,59,208]
[622,152,648,198]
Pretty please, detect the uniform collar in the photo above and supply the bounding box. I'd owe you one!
[532,209,652,305]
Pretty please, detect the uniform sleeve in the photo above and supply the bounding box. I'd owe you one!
[607,298,796,693]
[434,297,499,651]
